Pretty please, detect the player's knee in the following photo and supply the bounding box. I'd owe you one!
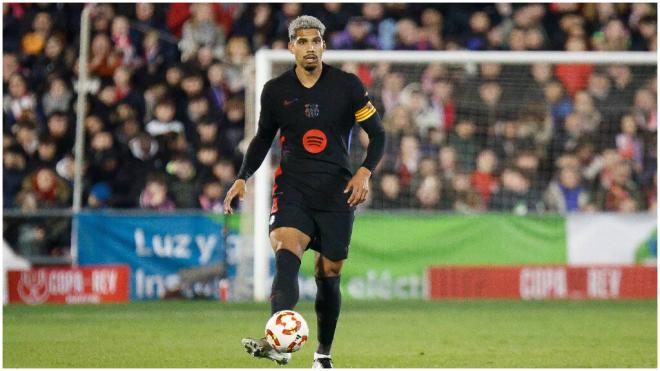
[315,258,343,278]
[270,229,307,258]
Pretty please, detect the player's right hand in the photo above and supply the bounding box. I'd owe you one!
[223,179,246,214]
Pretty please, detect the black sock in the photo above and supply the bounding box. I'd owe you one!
[270,249,301,314]
[315,276,341,355]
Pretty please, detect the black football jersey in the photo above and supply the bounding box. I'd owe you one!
[259,63,376,210]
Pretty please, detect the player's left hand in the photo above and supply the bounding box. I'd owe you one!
[344,167,372,207]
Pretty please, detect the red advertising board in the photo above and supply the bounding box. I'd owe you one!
[427,265,656,300]
[7,265,130,304]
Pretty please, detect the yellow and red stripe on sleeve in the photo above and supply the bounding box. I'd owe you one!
[354,101,377,123]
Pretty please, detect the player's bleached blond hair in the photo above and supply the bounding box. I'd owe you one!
[288,15,326,41]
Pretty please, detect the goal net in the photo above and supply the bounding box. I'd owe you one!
[238,50,656,301]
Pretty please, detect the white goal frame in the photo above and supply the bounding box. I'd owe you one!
[251,50,657,301]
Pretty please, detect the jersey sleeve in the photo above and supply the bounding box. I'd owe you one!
[236,81,280,180]
[349,74,377,124]
[256,81,279,138]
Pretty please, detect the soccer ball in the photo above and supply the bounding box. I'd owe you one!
[265,310,309,353]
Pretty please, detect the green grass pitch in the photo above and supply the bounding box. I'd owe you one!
[3,300,656,368]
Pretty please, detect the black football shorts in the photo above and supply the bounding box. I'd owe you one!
[269,198,355,262]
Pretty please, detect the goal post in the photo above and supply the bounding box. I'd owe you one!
[249,50,657,301]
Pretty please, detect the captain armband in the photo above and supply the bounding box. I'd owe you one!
[354,102,377,123]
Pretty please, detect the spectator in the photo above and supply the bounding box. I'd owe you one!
[543,166,591,212]
[3,144,28,208]
[112,66,145,120]
[382,105,415,140]
[20,11,53,56]
[178,3,226,62]
[185,95,211,130]
[139,173,175,210]
[112,132,161,207]
[232,4,277,51]
[573,90,602,133]
[608,64,636,108]
[195,145,220,181]
[89,33,122,78]
[331,16,380,50]
[414,174,443,210]
[145,98,184,138]
[595,158,642,212]
[370,171,406,210]
[198,178,224,212]
[525,27,547,50]
[395,18,431,50]
[488,168,539,214]
[631,87,656,132]
[32,136,58,170]
[4,73,36,124]
[273,3,302,41]
[399,83,436,138]
[464,11,491,50]
[13,120,39,162]
[212,157,237,191]
[543,80,573,123]
[207,62,229,112]
[86,130,118,185]
[616,114,644,175]
[195,115,221,149]
[41,76,72,116]
[438,145,458,184]
[110,15,137,66]
[87,181,111,208]
[19,167,71,209]
[32,34,69,84]
[395,134,421,189]
[134,31,169,88]
[507,27,527,51]
[447,117,479,172]
[587,71,616,119]
[556,37,593,97]
[429,79,456,137]
[471,149,499,207]
[46,111,74,157]
[361,3,397,50]
[165,154,197,208]
[378,71,405,113]
[219,97,245,156]
[419,8,443,50]
[523,63,554,104]
[447,173,482,212]
[222,36,251,94]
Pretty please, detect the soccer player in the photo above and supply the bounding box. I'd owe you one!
[223,15,385,369]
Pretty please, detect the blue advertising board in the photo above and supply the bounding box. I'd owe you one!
[76,212,236,300]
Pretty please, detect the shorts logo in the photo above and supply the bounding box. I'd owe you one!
[304,104,319,118]
[270,215,275,225]
[302,129,327,154]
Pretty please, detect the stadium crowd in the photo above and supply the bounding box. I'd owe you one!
[3,3,657,222]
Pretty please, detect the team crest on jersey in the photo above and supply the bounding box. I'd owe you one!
[304,104,319,118]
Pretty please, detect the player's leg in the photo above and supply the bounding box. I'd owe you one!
[269,227,310,313]
[242,202,314,365]
[312,253,343,368]
[311,210,354,368]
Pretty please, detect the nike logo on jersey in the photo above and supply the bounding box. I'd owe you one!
[283,98,299,106]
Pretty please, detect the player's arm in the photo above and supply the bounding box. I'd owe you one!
[224,83,279,214]
[344,76,386,207]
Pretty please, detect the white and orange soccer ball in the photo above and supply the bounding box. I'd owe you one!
[265,310,309,353]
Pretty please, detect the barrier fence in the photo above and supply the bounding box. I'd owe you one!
[4,211,656,304]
